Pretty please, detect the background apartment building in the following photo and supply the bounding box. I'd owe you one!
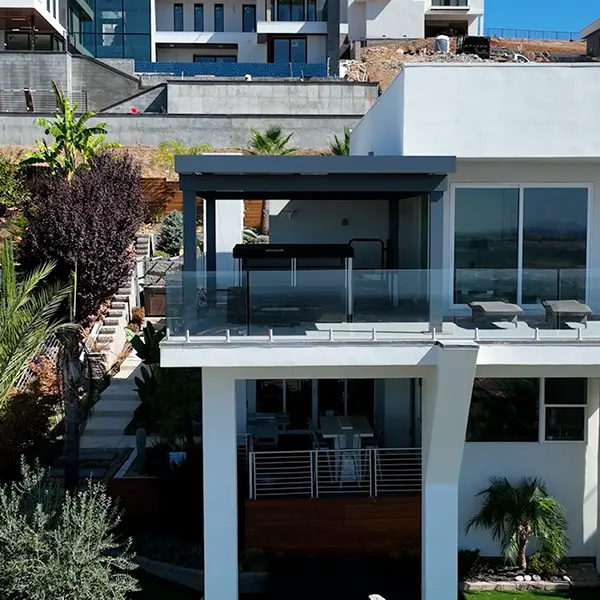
[0,0,484,65]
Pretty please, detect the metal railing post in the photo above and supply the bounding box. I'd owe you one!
[314,451,318,498]
[311,451,315,498]
[249,452,255,500]
[373,449,378,497]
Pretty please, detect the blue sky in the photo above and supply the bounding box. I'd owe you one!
[485,0,597,33]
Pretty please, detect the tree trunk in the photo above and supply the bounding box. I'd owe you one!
[260,200,270,235]
[519,537,528,570]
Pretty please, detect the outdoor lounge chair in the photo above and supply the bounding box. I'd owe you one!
[542,300,593,329]
[468,300,523,327]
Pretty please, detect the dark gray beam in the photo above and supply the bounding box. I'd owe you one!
[175,154,457,176]
[179,174,449,195]
[429,191,444,332]
[182,189,197,273]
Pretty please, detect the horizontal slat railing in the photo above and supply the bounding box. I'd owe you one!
[249,448,421,500]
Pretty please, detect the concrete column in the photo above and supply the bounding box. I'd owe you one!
[202,368,238,600]
[182,189,198,332]
[588,379,600,571]
[429,191,444,331]
[387,198,400,269]
[204,197,217,303]
[421,341,478,600]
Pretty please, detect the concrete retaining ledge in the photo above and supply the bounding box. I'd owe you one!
[135,556,269,593]
[460,581,571,592]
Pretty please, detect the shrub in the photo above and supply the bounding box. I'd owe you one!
[0,462,139,599]
[529,552,559,578]
[458,549,482,581]
[0,383,60,481]
[131,306,145,326]
[19,153,147,321]
[0,157,28,215]
[156,210,184,256]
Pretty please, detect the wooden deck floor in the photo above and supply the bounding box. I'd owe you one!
[245,495,421,556]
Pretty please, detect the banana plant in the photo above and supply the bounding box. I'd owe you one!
[128,321,166,366]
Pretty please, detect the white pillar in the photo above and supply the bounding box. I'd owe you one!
[203,368,238,600]
[421,342,478,600]
[588,379,600,571]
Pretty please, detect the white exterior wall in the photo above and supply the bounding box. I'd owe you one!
[156,38,266,62]
[352,63,600,159]
[364,0,425,40]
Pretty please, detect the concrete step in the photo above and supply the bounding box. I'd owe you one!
[107,309,124,318]
[96,334,113,344]
[113,294,130,303]
[99,326,117,335]
[111,302,127,310]
[117,287,132,295]
[80,435,125,449]
[103,318,121,326]
[85,416,132,436]
[93,399,140,417]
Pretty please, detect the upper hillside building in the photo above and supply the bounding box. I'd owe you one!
[582,17,600,57]
[0,0,93,52]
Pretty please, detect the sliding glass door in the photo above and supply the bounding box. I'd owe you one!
[453,185,589,306]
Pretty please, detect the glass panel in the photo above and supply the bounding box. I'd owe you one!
[290,37,306,62]
[347,379,374,425]
[291,0,304,20]
[273,38,289,62]
[242,4,255,32]
[174,3,183,31]
[466,378,539,442]
[214,4,224,31]
[124,34,151,60]
[545,378,587,405]
[124,0,151,33]
[194,55,215,62]
[277,0,291,21]
[256,380,284,413]
[318,380,345,417]
[545,407,585,441]
[286,380,313,430]
[194,4,204,31]
[521,188,588,304]
[307,0,316,20]
[453,188,519,304]
[216,56,236,62]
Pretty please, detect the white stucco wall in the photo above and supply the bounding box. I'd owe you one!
[270,199,389,268]
[365,0,425,39]
[155,36,266,62]
[351,63,600,159]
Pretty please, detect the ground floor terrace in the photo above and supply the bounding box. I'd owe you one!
[160,339,600,600]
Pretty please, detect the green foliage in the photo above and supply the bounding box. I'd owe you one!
[458,549,482,581]
[156,140,213,173]
[20,81,121,180]
[0,158,28,212]
[0,461,139,600]
[528,552,559,578]
[0,240,72,409]
[325,127,351,155]
[243,227,269,244]
[247,125,296,155]
[157,210,184,257]
[466,477,570,570]
[130,321,166,365]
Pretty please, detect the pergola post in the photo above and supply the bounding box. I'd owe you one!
[429,191,444,331]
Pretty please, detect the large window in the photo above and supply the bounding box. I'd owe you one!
[466,377,587,443]
[453,186,589,305]
[194,55,236,62]
[242,4,256,32]
[214,4,224,31]
[194,3,204,31]
[173,3,183,30]
[272,37,307,62]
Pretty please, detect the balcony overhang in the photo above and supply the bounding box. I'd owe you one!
[0,4,66,36]
[256,20,327,37]
[426,5,483,17]
[175,155,457,200]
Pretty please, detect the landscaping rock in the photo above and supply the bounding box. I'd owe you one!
[563,575,571,582]
[515,576,524,582]
[533,575,542,581]
[524,575,532,581]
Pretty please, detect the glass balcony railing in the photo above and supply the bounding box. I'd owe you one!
[431,0,469,6]
[164,268,598,342]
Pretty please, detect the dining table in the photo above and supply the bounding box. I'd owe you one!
[319,415,373,439]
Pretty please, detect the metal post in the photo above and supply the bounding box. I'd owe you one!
[250,452,255,500]
[310,451,315,498]
[314,451,318,498]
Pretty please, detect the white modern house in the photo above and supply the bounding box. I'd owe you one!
[581,17,600,57]
[151,0,484,63]
[160,61,600,600]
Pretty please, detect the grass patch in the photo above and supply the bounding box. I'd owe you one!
[464,590,597,600]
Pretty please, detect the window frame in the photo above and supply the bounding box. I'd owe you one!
[541,378,588,443]
[449,183,593,310]
[173,2,184,31]
[465,376,588,445]
[193,3,204,32]
[241,3,256,32]
[213,3,224,32]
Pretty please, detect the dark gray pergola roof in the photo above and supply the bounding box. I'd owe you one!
[175,155,457,200]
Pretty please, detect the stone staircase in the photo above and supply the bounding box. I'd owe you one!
[80,353,142,449]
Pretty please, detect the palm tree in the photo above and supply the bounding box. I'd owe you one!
[21,81,120,181]
[247,126,296,235]
[326,127,351,155]
[0,240,72,409]
[466,477,570,570]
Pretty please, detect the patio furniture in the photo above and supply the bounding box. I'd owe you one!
[333,433,362,485]
[248,420,279,448]
[319,415,374,439]
[308,418,329,450]
[468,300,523,327]
[542,299,593,329]
[363,426,383,449]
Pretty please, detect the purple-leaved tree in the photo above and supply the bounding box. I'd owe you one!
[20,152,147,322]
